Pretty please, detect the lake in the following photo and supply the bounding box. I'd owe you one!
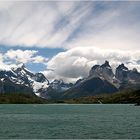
[0,104,139,139]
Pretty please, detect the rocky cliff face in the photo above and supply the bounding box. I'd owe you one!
[115,64,129,82]
[50,79,73,92]
[115,64,140,84]
[89,61,114,83]
[89,61,140,88]
[62,61,140,99]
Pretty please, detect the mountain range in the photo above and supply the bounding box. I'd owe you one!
[0,61,140,100]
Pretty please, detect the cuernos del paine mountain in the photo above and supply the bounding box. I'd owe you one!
[62,61,140,99]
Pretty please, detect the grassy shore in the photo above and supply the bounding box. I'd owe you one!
[0,93,48,104]
[63,89,140,104]
[0,89,140,104]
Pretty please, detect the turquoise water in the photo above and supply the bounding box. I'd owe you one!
[0,104,140,139]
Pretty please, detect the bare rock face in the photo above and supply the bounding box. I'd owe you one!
[115,64,129,82]
[115,64,140,84]
[49,79,73,92]
[127,68,140,83]
[89,61,114,84]
[38,79,73,100]
[33,73,49,83]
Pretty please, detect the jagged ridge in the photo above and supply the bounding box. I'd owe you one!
[61,61,140,99]
[0,61,140,100]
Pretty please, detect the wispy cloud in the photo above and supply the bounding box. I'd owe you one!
[0,1,139,51]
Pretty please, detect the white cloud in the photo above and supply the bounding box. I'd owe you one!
[0,1,139,51]
[0,53,12,70]
[43,47,140,83]
[5,49,38,64]
[0,1,82,48]
[33,55,48,64]
[65,25,140,51]
[0,49,48,69]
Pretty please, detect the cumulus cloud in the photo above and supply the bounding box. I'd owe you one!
[32,56,48,64]
[5,50,37,63]
[5,49,48,64]
[43,47,140,83]
[0,49,48,71]
[0,53,12,70]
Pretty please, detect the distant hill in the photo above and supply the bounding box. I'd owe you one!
[0,93,47,104]
[63,89,140,104]
[0,89,140,104]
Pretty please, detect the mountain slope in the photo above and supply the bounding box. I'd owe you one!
[62,77,118,99]
[39,80,73,99]
[0,64,72,99]
[0,64,49,96]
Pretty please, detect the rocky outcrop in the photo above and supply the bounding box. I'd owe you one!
[89,61,114,81]
[50,79,73,92]
[39,79,73,99]
[89,61,119,88]
[115,64,140,84]
[115,64,129,82]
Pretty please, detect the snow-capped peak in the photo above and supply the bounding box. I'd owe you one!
[0,63,49,97]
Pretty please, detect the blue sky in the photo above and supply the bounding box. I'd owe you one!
[0,1,140,82]
[0,45,64,72]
